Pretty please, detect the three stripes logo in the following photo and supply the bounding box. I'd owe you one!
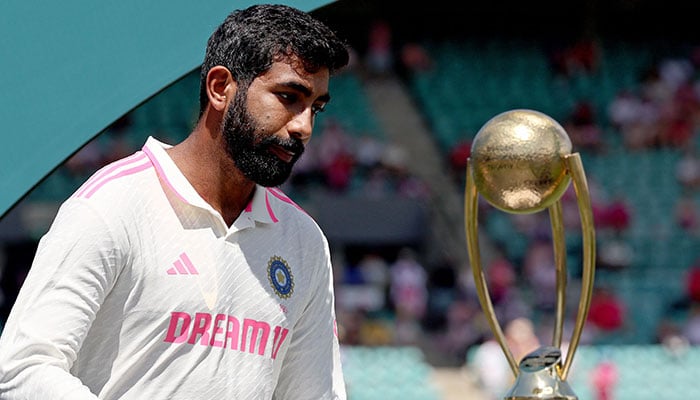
[167,252,199,275]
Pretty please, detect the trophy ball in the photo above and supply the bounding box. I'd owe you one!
[471,109,572,214]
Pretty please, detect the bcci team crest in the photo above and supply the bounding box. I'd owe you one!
[268,256,294,299]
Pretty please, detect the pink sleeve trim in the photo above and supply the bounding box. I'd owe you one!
[73,152,151,199]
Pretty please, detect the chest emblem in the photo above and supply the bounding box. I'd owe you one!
[268,255,294,299]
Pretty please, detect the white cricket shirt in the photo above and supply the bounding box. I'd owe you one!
[0,137,346,399]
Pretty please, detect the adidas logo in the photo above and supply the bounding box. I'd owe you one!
[167,252,199,275]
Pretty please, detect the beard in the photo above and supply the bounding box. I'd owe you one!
[222,90,305,187]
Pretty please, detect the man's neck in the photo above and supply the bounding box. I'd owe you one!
[166,127,256,227]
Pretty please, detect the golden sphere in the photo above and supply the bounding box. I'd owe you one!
[471,109,572,214]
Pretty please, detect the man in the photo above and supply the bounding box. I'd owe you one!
[0,4,350,399]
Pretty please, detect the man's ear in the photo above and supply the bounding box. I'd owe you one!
[206,66,236,112]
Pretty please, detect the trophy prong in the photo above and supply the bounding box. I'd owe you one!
[560,153,596,380]
[549,200,567,351]
[465,158,520,377]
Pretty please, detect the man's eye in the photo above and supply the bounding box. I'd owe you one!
[312,104,326,115]
[278,92,297,103]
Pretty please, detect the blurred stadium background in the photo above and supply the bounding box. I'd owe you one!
[4,0,700,398]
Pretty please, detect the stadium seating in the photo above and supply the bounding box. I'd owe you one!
[341,345,441,400]
[569,344,700,400]
[465,343,700,399]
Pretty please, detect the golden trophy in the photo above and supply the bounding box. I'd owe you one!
[464,109,596,400]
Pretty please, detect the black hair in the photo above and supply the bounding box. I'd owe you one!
[198,3,349,117]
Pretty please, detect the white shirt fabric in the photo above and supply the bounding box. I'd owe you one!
[0,137,346,400]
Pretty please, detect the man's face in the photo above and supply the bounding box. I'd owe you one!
[222,58,330,187]
[222,90,302,187]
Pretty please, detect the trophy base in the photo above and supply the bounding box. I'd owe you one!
[502,379,578,400]
[504,397,576,400]
[502,346,578,400]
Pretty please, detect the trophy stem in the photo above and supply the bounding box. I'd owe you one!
[465,159,519,376]
[549,201,567,351]
[560,153,596,380]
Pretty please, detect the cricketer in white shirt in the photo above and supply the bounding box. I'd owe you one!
[0,136,346,399]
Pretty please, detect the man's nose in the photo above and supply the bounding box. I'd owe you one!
[288,107,314,143]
